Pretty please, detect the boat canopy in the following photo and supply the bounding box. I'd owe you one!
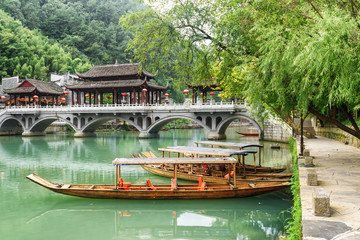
[194,141,263,149]
[158,146,257,156]
[112,157,238,166]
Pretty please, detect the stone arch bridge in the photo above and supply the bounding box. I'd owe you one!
[0,102,288,140]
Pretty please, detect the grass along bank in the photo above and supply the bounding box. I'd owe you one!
[283,137,302,239]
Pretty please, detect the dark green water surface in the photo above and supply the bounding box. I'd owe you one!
[0,128,292,240]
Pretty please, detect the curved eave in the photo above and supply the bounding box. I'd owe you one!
[65,79,167,91]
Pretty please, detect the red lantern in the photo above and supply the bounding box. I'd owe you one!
[64,91,69,95]
[142,88,147,93]
[200,93,203,97]
[122,93,127,96]
[184,89,189,95]
[1,96,5,100]
[21,98,25,101]
[33,95,39,100]
[44,99,47,103]
[85,94,89,98]
[209,92,214,96]
[91,95,94,98]
[165,93,169,98]
[107,96,111,100]
[61,97,66,102]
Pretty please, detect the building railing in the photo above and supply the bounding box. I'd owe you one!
[4,101,247,113]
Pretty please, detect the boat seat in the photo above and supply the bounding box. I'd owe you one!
[61,184,71,189]
[224,171,234,179]
[146,180,157,191]
[248,183,256,188]
[89,185,95,190]
[118,178,132,190]
[198,177,206,191]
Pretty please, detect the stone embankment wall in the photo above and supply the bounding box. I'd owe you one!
[315,126,360,148]
[263,118,292,143]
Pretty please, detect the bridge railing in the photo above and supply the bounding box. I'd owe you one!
[4,101,247,113]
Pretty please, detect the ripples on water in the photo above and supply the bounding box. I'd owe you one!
[0,128,293,240]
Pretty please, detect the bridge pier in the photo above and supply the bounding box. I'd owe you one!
[74,132,97,138]
[138,132,160,139]
[207,131,226,140]
[22,131,46,137]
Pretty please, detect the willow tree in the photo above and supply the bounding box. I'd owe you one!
[122,0,360,140]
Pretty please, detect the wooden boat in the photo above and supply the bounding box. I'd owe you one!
[158,146,289,175]
[235,131,259,136]
[141,146,292,183]
[27,157,290,200]
[194,141,285,172]
[141,165,291,184]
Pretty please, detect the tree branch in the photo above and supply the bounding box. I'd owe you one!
[307,0,323,19]
[340,105,360,132]
[308,105,360,139]
[269,105,316,138]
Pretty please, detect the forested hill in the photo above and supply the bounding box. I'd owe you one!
[0,9,91,80]
[1,0,144,65]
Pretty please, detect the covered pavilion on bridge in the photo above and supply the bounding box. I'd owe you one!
[3,79,65,106]
[187,78,220,104]
[65,62,167,105]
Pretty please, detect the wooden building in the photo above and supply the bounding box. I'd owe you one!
[4,79,65,106]
[65,63,167,105]
[187,79,220,104]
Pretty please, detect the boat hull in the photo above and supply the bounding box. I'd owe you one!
[142,165,291,184]
[27,174,289,200]
[235,131,259,136]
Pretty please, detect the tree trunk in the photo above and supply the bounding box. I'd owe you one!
[308,105,360,140]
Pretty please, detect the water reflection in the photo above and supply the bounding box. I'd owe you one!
[26,196,290,240]
[0,129,292,240]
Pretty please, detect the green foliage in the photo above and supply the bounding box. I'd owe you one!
[1,0,143,65]
[285,137,302,239]
[0,9,89,79]
[122,0,360,138]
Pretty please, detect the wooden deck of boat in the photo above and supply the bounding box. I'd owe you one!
[194,141,263,149]
[158,146,256,157]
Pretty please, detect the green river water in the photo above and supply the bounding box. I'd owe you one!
[0,128,293,240]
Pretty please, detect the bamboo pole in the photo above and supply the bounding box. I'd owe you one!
[115,165,118,189]
[174,165,178,190]
[233,164,237,188]
[259,147,262,167]
[253,153,257,173]
[242,155,246,177]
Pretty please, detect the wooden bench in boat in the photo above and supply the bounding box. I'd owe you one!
[146,180,157,191]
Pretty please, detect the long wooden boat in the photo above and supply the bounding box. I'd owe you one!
[235,131,259,136]
[141,165,291,184]
[158,146,289,175]
[195,141,267,170]
[27,157,290,200]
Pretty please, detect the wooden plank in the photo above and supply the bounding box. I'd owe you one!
[194,141,263,149]
[159,146,256,157]
[113,157,238,165]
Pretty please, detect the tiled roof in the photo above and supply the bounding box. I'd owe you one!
[4,79,64,95]
[76,63,155,79]
[65,79,167,90]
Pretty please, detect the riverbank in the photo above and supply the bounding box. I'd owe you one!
[298,136,360,239]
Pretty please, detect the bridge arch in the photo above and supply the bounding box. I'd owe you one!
[0,117,24,134]
[28,117,59,132]
[146,115,210,134]
[80,116,143,133]
[216,113,262,135]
